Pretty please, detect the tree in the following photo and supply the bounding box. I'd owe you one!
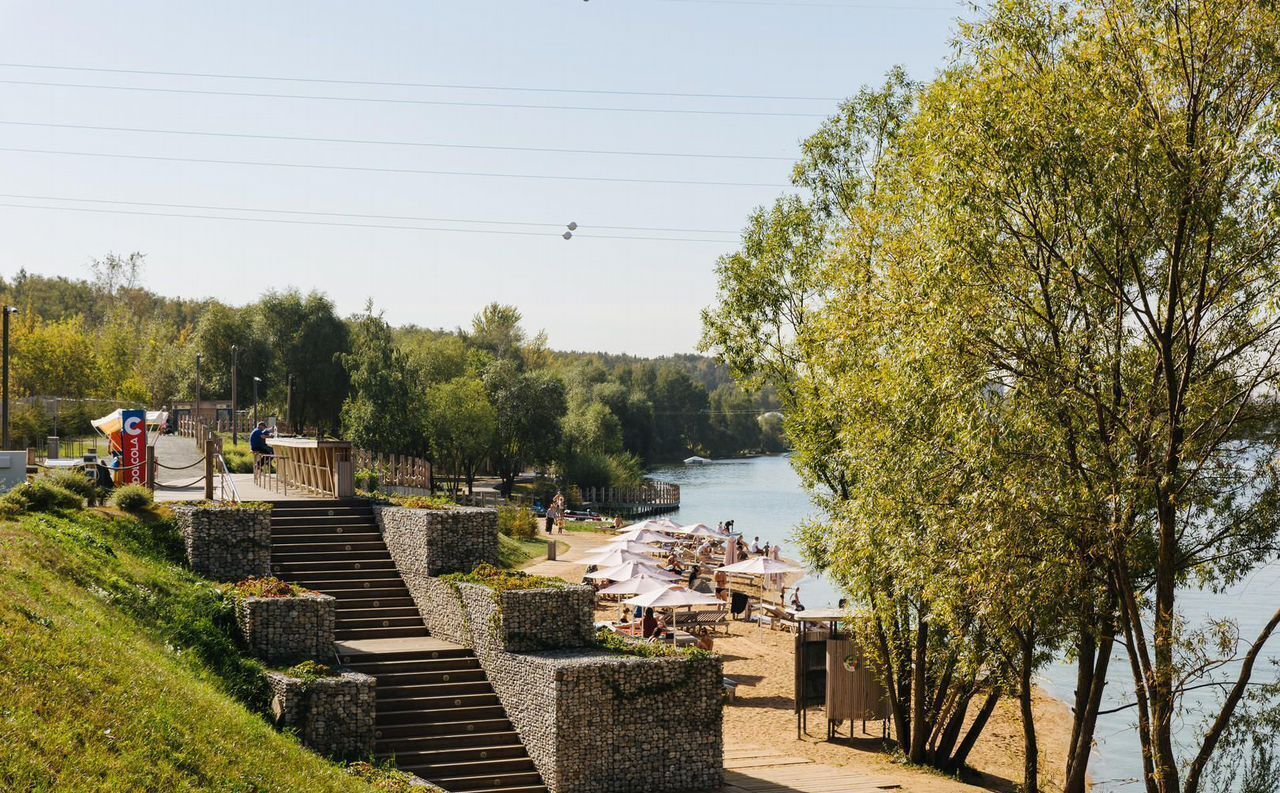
[258,290,350,432]
[425,378,496,495]
[482,359,567,496]
[187,304,270,400]
[468,303,526,362]
[341,308,423,455]
[11,315,98,399]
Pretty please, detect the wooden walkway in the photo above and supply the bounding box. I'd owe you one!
[718,745,905,793]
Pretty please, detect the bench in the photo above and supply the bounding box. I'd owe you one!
[672,609,731,635]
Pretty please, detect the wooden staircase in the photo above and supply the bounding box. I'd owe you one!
[270,500,546,793]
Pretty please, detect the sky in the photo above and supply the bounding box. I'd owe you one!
[0,1,961,356]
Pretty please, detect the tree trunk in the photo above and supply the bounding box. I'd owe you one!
[909,613,929,763]
[945,687,1000,773]
[1019,639,1039,793]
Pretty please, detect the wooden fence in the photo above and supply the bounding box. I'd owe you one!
[577,480,681,517]
[353,450,432,491]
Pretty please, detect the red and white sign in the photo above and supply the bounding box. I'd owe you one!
[120,409,148,486]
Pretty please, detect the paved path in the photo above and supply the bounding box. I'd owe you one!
[717,744,907,793]
[520,527,614,581]
[150,434,320,502]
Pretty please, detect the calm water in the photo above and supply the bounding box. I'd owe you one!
[650,455,1280,788]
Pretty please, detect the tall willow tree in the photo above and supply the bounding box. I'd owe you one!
[706,1,1280,790]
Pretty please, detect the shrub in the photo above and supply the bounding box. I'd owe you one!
[220,447,254,474]
[354,469,379,491]
[395,495,455,510]
[345,761,424,792]
[284,660,336,682]
[229,576,311,599]
[47,470,101,506]
[3,480,84,513]
[441,563,567,592]
[111,484,154,512]
[497,506,539,540]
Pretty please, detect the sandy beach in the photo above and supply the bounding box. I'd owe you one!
[527,527,1074,793]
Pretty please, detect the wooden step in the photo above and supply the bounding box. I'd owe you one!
[376,705,508,727]
[282,568,404,582]
[376,681,495,700]
[377,742,530,766]
[368,668,487,687]
[331,596,416,611]
[374,717,513,741]
[338,615,426,631]
[376,729,522,753]
[339,649,475,666]
[270,524,380,537]
[397,756,536,780]
[377,692,500,713]
[426,770,542,792]
[335,625,430,641]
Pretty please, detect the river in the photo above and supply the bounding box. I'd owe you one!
[650,454,1280,789]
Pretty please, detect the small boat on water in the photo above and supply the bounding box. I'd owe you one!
[683,455,711,465]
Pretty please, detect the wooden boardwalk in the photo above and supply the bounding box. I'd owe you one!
[718,745,905,793]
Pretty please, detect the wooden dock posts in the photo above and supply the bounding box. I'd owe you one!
[577,481,681,517]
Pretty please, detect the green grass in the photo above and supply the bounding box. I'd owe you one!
[0,508,377,791]
[497,533,565,569]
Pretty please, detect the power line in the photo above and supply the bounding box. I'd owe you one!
[0,79,828,118]
[0,62,842,102]
[0,193,741,236]
[0,146,790,188]
[0,201,737,244]
[0,119,794,162]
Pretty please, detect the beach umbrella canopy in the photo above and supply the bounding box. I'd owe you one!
[601,539,667,554]
[651,517,685,533]
[587,561,681,582]
[613,528,678,544]
[598,577,672,596]
[624,586,723,609]
[716,557,804,575]
[686,524,730,539]
[617,520,667,534]
[580,548,661,567]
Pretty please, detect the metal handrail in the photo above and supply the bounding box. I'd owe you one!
[215,453,240,503]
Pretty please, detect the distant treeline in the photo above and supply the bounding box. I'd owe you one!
[0,259,785,491]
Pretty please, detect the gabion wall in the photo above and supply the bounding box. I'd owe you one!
[420,576,724,793]
[266,670,376,759]
[374,504,499,576]
[236,594,336,661]
[174,504,272,581]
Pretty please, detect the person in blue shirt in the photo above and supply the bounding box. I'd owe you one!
[249,422,274,470]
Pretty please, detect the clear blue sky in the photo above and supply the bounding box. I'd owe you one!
[0,1,961,355]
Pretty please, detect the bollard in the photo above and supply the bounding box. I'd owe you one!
[46,436,59,460]
[547,540,558,561]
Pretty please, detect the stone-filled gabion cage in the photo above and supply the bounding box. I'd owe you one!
[235,592,336,662]
[174,503,272,582]
[266,670,376,759]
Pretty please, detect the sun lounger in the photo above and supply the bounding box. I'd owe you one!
[723,677,739,703]
[759,604,799,632]
[673,609,731,635]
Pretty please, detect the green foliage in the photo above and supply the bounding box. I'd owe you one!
[283,660,337,682]
[258,290,351,433]
[46,470,102,506]
[229,576,311,599]
[354,468,379,491]
[424,376,496,495]
[0,512,372,790]
[594,626,712,660]
[441,563,567,592]
[497,533,551,569]
[497,506,539,540]
[342,306,424,455]
[483,359,567,495]
[345,761,435,792]
[111,484,154,512]
[3,480,84,513]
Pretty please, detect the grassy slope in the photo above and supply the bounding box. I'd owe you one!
[0,509,374,792]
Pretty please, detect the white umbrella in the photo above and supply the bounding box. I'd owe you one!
[601,539,668,554]
[588,561,681,582]
[652,517,685,533]
[598,577,672,596]
[624,586,723,609]
[613,527,678,544]
[685,524,730,539]
[716,557,804,575]
[581,548,662,567]
[617,520,667,533]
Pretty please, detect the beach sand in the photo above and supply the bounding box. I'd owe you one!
[531,528,1074,792]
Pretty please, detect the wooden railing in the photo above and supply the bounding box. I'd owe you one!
[353,450,432,491]
[578,480,681,517]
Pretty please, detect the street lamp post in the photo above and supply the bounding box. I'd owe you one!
[194,353,202,424]
[285,373,294,434]
[231,345,239,445]
[2,306,18,448]
[253,376,262,427]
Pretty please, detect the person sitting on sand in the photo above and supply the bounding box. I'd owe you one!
[714,570,728,599]
[750,537,762,555]
[665,551,683,574]
[687,563,701,588]
[641,607,667,639]
[613,515,624,531]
